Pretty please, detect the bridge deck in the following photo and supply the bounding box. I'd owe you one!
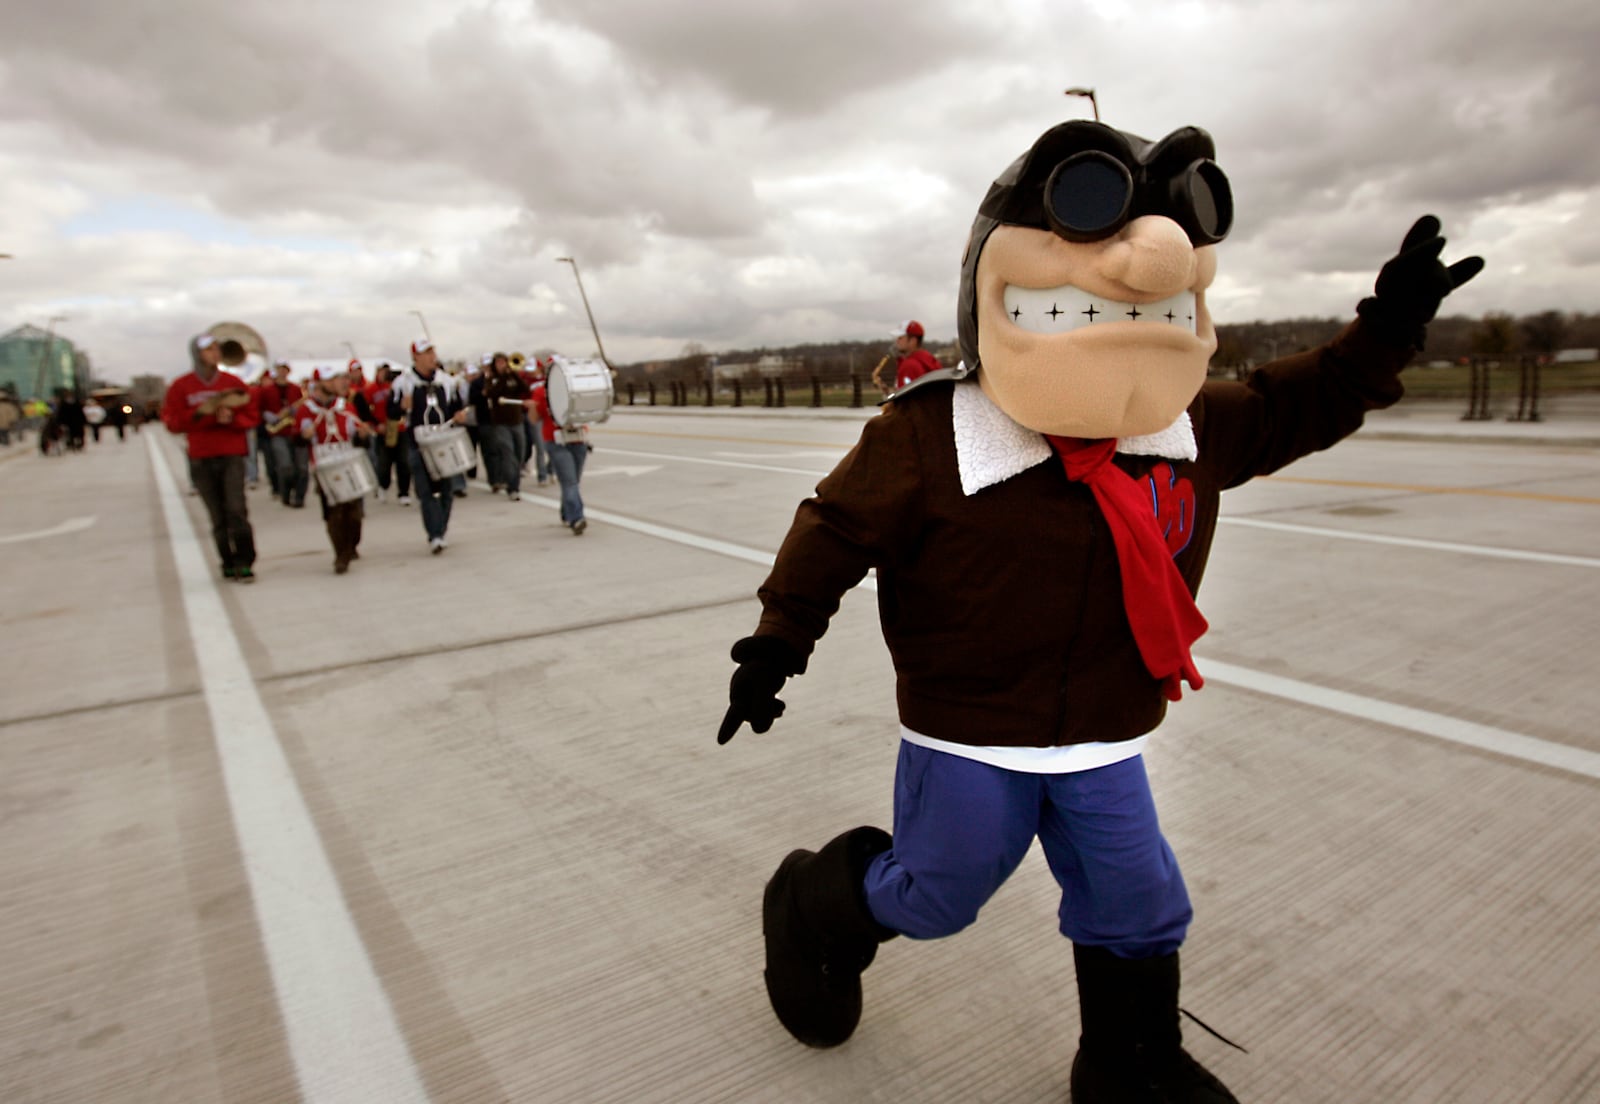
[1,406,1597,1103]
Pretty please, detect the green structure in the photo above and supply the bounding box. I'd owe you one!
[0,324,92,400]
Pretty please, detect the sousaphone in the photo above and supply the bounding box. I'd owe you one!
[200,320,270,416]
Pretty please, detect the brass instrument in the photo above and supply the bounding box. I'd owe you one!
[509,352,528,371]
[870,354,892,394]
[207,321,269,373]
[196,389,253,416]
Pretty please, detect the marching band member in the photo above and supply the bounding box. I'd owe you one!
[297,372,371,574]
[395,339,469,554]
[531,358,590,535]
[260,361,307,506]
[161,334,262,581]
[482,352,531,499]
[367,364,411,505]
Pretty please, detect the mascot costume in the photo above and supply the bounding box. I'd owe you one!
[718,118,1482,1102]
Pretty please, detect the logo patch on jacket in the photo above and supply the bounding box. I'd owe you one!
[1146,463,1196,556]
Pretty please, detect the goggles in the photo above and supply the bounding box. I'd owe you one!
[1043,151,1232,246]
[979,121,1233,248]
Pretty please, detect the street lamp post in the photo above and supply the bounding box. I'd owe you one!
[343,341,358,362]
[555,257,610,367]
[409,310,432,342]
[1064,86,1099,122]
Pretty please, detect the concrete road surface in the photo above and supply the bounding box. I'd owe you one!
[1,410,1597,1103]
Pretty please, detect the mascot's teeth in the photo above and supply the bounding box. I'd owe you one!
[1002,286,1198,336]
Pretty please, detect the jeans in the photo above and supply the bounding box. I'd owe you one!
[548,441,588,524]
[485,423,526,492]
[531,430,550,482]
[286,442,311,504]
[259,427,280,494]
[190,455,256,570]
[245,428,259,484]
[407,446,455,540]
[374,435,411,497]
[268,435,308,502]
[862,747,1192,958]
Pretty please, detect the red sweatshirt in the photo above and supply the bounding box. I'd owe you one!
[161,370,260,458]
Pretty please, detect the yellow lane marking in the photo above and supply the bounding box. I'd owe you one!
[598,427,1600,505]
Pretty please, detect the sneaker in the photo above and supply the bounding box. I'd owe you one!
[508,491,520,501]
[398,495,412,506]
[572,518,587,536]
[334,560,349,575]
[221,565,237,581]
[537,477,549,486]
[235,567,257,584]
[491,484,504,493]
[377,488,387,503]
[439,536,449,549]
[453,488,467,498]
[430,537,444,555]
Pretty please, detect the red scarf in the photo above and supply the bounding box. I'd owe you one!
[1046,436,1207,701]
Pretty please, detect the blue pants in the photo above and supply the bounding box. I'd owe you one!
[863,745,1192,958]
[548,441,587,524]
[407,447,456,541]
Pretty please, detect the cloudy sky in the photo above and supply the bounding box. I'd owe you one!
[2,0,1596,382]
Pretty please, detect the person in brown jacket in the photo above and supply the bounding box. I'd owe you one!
[717,119,1482,1103]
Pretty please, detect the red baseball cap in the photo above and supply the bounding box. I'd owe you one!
[411,339,434,356]
[895,320,926,338]
[347,358,363,372]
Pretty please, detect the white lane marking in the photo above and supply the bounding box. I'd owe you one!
[598,445,831,478]
[583,464,662,478]
[514,489,1593,781]
[601,447,1595,570]
[712,450,847,460]
[505,482,879,589]
[1202,659,1600,781]
[0,515,96,544]
[148,436,430,1104]
[1219,516,1600,570]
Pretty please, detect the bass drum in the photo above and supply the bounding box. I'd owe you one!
[547,357,613,428]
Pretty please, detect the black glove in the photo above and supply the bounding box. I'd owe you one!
[1356,214,1484,348]
[716,635,805,745]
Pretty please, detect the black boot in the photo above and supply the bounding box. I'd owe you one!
[762,825,896,1048]
[1070,945,1240,1103]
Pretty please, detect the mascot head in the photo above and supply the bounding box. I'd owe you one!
[956,120,1231,438]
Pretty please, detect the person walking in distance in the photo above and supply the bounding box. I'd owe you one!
[395,339,469,553]
[298,372,370,574]
[258,361,304,504]
[531,359,590,535]
[483,352,531,500]
[161,334,262,581]
[367,365,411,505]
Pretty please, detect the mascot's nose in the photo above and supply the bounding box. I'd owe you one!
[1100,216,1196,295]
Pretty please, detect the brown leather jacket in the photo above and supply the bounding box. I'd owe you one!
[751,319,1414,748]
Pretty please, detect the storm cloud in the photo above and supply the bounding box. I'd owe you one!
[1,0,1595,380]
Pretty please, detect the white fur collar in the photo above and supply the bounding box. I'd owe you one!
[952,382,1197,496]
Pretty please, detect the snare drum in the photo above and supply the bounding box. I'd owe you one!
[547,357,613,428]
[313,442,378,504]
[415,423,475,480]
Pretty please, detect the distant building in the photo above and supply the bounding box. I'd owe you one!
[129,374,167,409]
[1554,348,1599,364]
[0,324,92,400]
